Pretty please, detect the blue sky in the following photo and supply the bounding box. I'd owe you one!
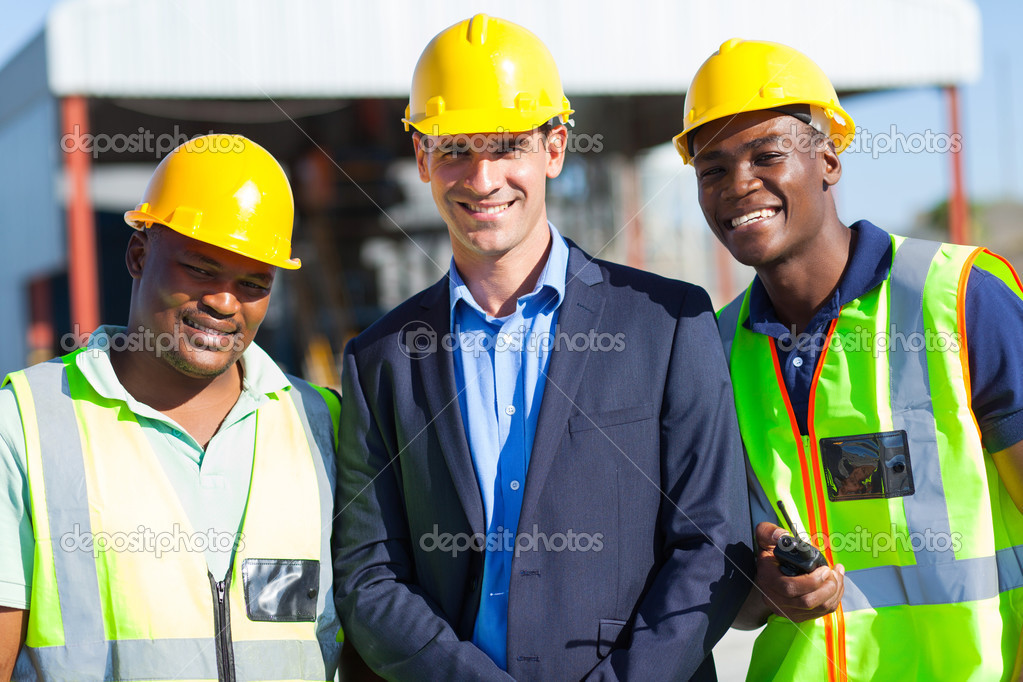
[3,0,1019,235]
[836,0,1023,231]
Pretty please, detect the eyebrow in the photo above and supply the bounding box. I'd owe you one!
[183,250,274,284]
[695,134,787,163]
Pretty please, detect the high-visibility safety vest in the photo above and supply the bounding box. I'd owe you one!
[5,350,342,682]
[719,236,1023,681]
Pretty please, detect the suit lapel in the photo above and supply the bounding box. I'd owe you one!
[519,244,605,526]
[414,279,486,536]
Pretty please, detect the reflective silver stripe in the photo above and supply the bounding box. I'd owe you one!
[716,291,745,362]
[20,638,218,681]
[21,359,106,646]
[284,377,342,662]
[18,637,325,681]
[286,377,337,480]
[16,364,335,680]
[286,379,337,517]
[841,544,1023,612]
[887,238,954,563]
[234,639,332,681]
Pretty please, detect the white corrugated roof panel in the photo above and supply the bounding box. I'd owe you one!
[44,0,980,98]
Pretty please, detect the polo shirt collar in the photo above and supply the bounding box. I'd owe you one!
[74,325,290,423]
[745,220,894,337]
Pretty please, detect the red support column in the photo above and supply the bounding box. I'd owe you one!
[27,277,54,365]
[61,96,100,344]
[946,86,970,245]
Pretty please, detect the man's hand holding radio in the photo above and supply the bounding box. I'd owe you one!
[754,522,846,623]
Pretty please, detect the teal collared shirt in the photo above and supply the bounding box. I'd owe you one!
[0,326,293,608]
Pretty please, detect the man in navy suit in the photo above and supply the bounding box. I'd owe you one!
[333,14,753,680]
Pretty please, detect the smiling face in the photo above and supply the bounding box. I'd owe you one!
[691,110,842,269]
[413,126,567,268]
[125,226,275,379]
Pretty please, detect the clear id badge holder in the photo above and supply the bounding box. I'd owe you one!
[820,430,914,501]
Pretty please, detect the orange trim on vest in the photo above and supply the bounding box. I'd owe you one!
[769,331,842,680]
[769,337,819,539]
[958,247,1023,442]
[806,316,846,682]
[957,248,983,437]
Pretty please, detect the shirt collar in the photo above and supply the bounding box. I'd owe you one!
[745,220,894,337]
[448,222,570,325]
[75,325,291,422]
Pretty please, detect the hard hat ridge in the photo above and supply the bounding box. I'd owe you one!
[674,38,855,164]
[123,134,300,269]
[402,14,574,136]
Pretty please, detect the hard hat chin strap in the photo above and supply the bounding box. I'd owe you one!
[769,104,833,138]
[769,104,813,126]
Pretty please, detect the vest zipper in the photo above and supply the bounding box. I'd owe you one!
[209,571,236,682]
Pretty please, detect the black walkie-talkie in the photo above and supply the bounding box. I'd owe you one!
[773,500,828,576]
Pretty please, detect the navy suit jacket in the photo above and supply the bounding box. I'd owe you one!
[334,242,753,680]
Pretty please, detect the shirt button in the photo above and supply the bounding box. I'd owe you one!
[792,356,804,368]
[510,480,521,491]
[505,405,516,416]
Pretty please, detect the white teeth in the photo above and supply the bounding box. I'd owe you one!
[187,319,231,335]
[731,208,778,228]
[465,202,510,214]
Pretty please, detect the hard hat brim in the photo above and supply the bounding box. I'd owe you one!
[404,107,574,136]
[674,101,855,165]
[123,210,302,270]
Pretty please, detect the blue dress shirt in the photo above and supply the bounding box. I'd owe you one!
[449,224,569,669]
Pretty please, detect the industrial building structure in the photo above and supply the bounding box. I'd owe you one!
[0,0,982,384]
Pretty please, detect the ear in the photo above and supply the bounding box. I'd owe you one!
[412,133,431,183]
[820,142,842,188]
[545,125,569,179]
[125,230,148,279]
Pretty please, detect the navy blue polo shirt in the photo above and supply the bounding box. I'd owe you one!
[744,220,1023,452]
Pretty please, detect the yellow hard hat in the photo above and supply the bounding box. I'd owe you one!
[402,13,574,135]
[673,38,855,164]
[124,134,300,269]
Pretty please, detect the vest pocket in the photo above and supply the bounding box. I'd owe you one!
[241,558,320,622]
